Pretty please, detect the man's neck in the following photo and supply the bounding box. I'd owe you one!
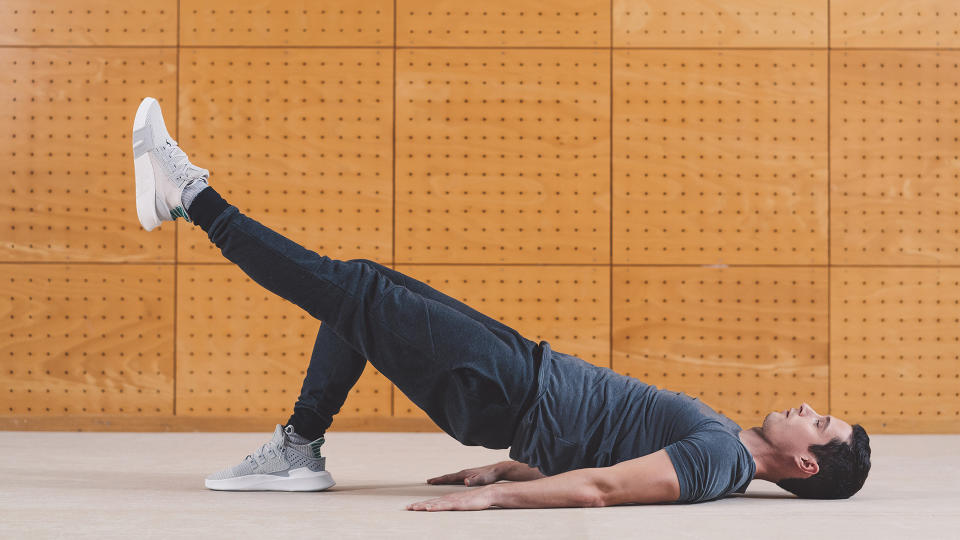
[738,427,779,482]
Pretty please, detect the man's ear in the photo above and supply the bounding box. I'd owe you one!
[796,455,819,477]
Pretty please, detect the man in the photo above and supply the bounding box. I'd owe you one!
[132,97,871,511]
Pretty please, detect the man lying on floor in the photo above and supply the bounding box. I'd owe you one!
[131,96,872,511]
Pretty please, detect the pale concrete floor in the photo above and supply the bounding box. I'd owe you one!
[1,431,958,539]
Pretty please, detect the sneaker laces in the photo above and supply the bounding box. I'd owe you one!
[245,430,287,467]
[161,138,208,187]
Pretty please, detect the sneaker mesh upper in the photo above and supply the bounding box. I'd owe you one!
[206,424,326,481]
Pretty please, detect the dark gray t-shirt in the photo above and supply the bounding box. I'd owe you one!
[509,341,756,504]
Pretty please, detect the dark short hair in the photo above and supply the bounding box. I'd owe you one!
[775,424,871,499]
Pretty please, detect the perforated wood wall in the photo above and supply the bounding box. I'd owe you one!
[2,1,958,434]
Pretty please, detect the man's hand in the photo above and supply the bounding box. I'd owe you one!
[406,485,495,511]
[426,462,503,487]
[408,468,600,511]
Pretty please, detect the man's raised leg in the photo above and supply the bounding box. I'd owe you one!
[187,186,538,448]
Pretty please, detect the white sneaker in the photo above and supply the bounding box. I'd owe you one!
[205,424,335,492]
[131,96,209,231]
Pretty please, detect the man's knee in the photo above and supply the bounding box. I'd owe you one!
[348,258,394,280]
[347,259,398,295]
[348,258,378,269]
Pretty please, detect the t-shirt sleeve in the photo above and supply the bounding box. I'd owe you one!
[663,430,745,504]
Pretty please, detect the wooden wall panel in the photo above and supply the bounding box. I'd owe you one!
[391,264,609,418]
[613,49,828,265]
[177,48,393,263]
[613,0,826,48]
[176,264,392,418]
[0,0,177,46]
[181,0,393,46]
[831,268,960,432]
[398,0,609,47]
[830,50,960,265]
[0,48,177,262]
[613,267,829,430]
[613,1,960,49]
[0,264,174,415]
[831,0,960,48]
[396,49,610,265]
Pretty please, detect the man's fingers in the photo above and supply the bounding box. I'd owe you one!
[428,467,492,485]
[428,472,465,484]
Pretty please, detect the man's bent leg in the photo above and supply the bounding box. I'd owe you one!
[286,322,366,441]
[189,186,538,448]
[287,259,541,442]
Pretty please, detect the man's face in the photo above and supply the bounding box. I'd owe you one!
[761,402,855,473]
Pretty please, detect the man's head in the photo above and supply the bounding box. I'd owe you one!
[759,403,871,499]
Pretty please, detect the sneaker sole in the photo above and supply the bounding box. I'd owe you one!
[205,468,335,492]
[133,97,162,232]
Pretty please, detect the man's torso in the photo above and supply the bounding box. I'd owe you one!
[508,341,756,503]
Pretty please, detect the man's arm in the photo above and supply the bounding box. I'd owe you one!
[490,449,681,508]
[407,450,680,511]
[591,449,681,505]
[488,467,604,508]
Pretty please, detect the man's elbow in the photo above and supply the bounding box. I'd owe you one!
[582,487,607,508]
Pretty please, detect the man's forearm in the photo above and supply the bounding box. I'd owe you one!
[498,461,547,482]
[488,468,601,508]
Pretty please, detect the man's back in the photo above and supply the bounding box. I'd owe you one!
[509,341,757,503]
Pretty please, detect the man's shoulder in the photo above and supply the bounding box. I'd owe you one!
[663,428,754,503]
